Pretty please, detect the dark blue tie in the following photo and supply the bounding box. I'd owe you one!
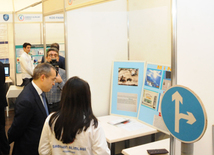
[41,92,49,116]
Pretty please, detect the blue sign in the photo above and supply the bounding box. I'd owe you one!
[161,85,207,143]
[3,14,9,21]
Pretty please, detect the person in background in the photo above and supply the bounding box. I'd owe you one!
[8,63,56,155]
[39,76,110,155]
[19,42,34,86]
[0,62,10,155]
[41,43,65,70]
[45,48,66,113]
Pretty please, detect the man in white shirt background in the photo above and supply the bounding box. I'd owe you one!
[19,42,34,86]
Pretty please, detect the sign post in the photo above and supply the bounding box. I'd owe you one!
[161,85,207,155]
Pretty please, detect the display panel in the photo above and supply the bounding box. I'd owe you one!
[138,63,171,132]
[110,61,145,117]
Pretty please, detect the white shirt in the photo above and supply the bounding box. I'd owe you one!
[39,114,110,155]
[32,81,46,108]
[19,51,34,79]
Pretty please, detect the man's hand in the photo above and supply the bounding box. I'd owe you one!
[55,73,62,83]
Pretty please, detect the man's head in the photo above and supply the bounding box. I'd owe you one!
[50,43,59,51]
[32,63,56,92]
[46,48,59,63]
[23,42,31,54]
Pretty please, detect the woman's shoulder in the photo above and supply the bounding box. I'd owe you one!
[46,112,57,123]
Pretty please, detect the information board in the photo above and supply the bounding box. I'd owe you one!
[138,63,171,131]
[110,61,145,117]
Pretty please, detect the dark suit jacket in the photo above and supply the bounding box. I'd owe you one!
[8,83,49,155]
[0,62,7,108]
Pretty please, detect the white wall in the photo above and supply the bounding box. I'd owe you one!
[66,0,128,116]
[46,23,64,44]
[129,0,171,65]
[177,0,214,155]
[15,23,41,45]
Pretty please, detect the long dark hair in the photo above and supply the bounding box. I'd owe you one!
[49,76,98,143]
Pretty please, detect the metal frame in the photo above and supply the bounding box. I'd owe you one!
[127,0,130,60]
[170,0,177,154]
[63,0,68,72]
[42,0,46,60]
[171,0,177,154]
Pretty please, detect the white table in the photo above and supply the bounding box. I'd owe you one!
[6,85,24,117]
[98,115,158,155]
[5,77,13,83]
[122,138,169,155]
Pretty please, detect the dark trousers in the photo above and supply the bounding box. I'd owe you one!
[0,107,10,154]
[21,78,32,87]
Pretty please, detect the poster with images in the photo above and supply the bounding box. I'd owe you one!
[110,61,145,117]
[138,63,171,132]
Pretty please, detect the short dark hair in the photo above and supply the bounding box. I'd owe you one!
[50,43,59,51]
[46,48,59,57]
[23,42,31,48]
[32,63,56,80]
[49,76,98,144]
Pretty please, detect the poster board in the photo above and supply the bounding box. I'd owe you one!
[110,61,145,118]
[0,24,9,59]
[137,63,171,133]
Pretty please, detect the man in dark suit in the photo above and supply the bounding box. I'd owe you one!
[8,63,56,155]
[0,62,10,155]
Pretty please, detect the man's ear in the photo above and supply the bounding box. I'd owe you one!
[40,74,45,81]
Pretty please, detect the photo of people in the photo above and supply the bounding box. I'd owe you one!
[118,68,139,86]
[145,68,162,89]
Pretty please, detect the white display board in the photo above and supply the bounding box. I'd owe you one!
[128,0,171,65]
[15,23,41,44]
[0,24,9,58]
[66,0,128,116]
[177,0,214,154]
[46,23,64,44]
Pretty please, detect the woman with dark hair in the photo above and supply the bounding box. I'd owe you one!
[39,76,110,155]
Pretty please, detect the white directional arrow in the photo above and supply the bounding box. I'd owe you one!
[172,91,196,133]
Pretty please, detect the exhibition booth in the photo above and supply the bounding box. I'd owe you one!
[1,0,214,155]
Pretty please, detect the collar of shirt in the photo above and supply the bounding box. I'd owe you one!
[32,81,46,107]
[32,81,43,96]
[22,51,31,58]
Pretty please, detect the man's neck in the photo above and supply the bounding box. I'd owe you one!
[24,51,29,54]
[33,80,42,91]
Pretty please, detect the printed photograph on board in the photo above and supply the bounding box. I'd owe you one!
[142,89,159,109]
[145,68,162,89]
[162,71,171,91]
[118,68,139,86]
